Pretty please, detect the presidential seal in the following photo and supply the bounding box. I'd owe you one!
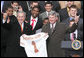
[72,40,81,50]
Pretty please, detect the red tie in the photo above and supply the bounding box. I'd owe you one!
[31,19,36,30]
[71,33,75,41]
[20,24,23,32]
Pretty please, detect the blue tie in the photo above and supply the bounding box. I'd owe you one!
[70,17,73,20]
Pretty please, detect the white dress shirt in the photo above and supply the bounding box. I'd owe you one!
[30,16,38,30]
[70,29,78,40]
[2,19,6,24]
[20,22,24,31]
[50,22,56,29]
[46,10,52,17]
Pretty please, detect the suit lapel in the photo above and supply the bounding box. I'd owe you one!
[51,22,59,35]
[44,12,47,17]
[65,8,69,17]
[28,16,31,25]
[34,17,38,30]
[16,21,22,35]
[47,23,52,36]
[23,22,25,33]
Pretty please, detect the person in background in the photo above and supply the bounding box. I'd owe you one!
[39,1,61,13]
[43,17,49,25]
[59,1,83,22]
[11,1,23,17]
[5,6,17,23]
[36,17,49,33]
[1,1,12,13]
[59,1,74,22]
[26,6,43,34]
[39,2,60,22]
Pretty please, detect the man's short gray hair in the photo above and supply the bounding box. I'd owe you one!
[17,11,26,17]
[48,11,58,17]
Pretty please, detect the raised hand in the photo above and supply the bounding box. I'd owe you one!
[74,13,80,24]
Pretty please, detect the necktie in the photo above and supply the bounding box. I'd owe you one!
[31,19,36,30]
[48,12,50,16]
[20,24,23,32]
[32,41,39,53]
[51,24,54,33]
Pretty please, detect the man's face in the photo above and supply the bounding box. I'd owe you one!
[31,2,38,8]
[17,13,25,23]
[12,2,19,8]
[67,1,74,7]
[48,15,58,24]
[45,4,52,12]
[69,8,77,17]
[31,8,39,18]
[11,2,19,11]
[6,8,13,16]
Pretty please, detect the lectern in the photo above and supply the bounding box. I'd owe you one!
[61,41,83,57]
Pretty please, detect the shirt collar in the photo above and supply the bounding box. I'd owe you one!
[50,22,56,29]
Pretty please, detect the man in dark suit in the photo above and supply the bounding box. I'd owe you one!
[1,13,9,57]
[62,5,83,57]
[26,6,43,34]
[42,11,80,57]
[3,11,32,57]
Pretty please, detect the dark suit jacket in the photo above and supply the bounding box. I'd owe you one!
[42,22,78,57]
[26,13,43,34]
[1,14,17,57]
[1,24,9,57]
[4,21,32,57]
[59,8,69,22]
[62,17,83,41]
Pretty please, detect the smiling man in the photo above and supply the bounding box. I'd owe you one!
[42,11,80,57]
[26,6,43,34]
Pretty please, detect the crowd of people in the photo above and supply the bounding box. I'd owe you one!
[1,1,83,57]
